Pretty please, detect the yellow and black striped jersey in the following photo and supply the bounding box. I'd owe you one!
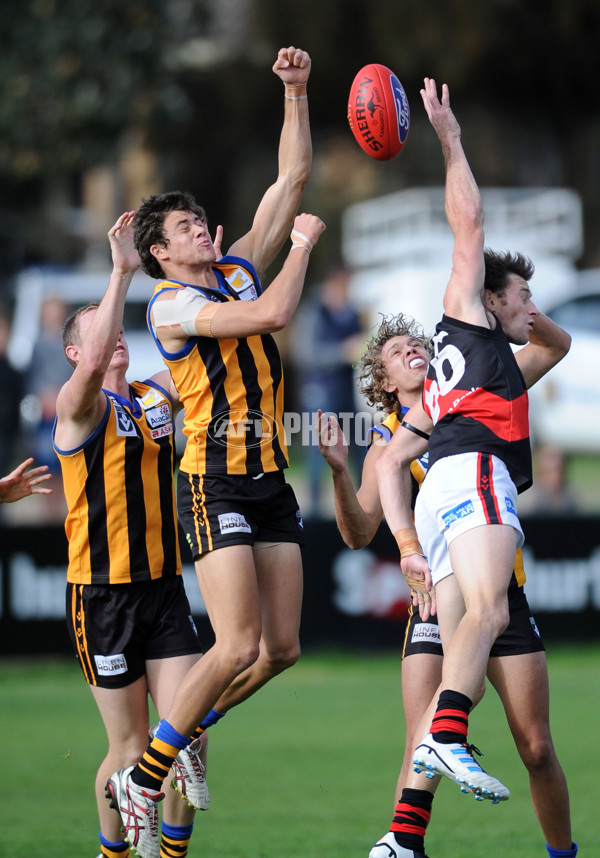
[147,256,289,476]
[371,409,526,586]
[53,381,181,585]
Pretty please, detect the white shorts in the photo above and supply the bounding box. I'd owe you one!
[415,452,524,586]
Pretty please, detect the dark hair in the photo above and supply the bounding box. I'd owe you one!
[62,302,100,368]
[358,313,431,414]
[133,191,206,279]
[483,248,535,296]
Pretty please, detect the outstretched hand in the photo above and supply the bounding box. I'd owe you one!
[108,211,141,274]
[420,77,461,143]
[316,410,349,472]
[273,46,311,88]
[0,458,52,503]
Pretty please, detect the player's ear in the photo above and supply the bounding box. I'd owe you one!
[483,289,495,311]
[381,374,396,394]
[150,242,169,262]
[65,344,80,364]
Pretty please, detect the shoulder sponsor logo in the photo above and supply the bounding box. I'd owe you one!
[218,512,252,534]
[139,389,166,408]
[94,653,128,676]
[225,268,257,300]
[208,409,277,449]
[145,402,173,429]
[442,499,475,527]
[150,424,174,439]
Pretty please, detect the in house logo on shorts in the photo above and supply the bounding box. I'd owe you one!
[442,499,475,527]
[208,409,277,449]
[411,622,441,645]
[218,512,252,534]
[94,653,128,676]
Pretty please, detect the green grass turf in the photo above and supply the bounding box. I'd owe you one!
[0,645,597,857]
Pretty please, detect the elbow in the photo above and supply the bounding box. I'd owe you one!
[264,308,291,333]
[344,532,370,551]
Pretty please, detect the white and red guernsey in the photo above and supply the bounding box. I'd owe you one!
[422,314,533,494]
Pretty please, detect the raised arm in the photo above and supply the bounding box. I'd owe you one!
[54,212,140,447]
[153,213,325,348]
[227,46,312,276]
[317,410,384,549]
[375,401,433,593]
[421,78,487,326]
[514,312,571,388]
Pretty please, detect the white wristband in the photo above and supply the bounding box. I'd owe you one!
[285,94,308,100]
[290,229,313,253]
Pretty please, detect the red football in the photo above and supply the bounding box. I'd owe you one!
[347,63,410,161]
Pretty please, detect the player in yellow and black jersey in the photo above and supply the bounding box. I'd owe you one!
[53,213,206,858]
[104,47,328,857]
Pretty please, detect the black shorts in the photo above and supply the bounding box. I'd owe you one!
[402,577,545,659]
[66,576,203,689]
[177,470,305,560]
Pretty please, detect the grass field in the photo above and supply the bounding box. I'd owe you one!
[1,645,597,857]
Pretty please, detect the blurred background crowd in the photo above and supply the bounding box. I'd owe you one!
[1,0,599,524]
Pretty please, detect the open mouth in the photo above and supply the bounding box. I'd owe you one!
[409,357,425,369]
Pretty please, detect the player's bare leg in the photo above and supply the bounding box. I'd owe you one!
[211,542,303,712]
[488,652,574,851]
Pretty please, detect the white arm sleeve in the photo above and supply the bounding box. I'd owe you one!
[152,287,211,336]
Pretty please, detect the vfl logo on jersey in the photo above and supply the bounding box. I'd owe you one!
[94,653,128,676]
[442,499,475,527]
[208,409,277,449]
[145,403,174,439]
[112,401,138,437]
[225,268,258,301]
[218,512,252,534]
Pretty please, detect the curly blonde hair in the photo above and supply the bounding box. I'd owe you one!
[358,313,431,414]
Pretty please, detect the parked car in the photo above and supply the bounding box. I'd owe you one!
[527,288,600,453]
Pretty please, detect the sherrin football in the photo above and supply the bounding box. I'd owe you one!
[347,63,410,161]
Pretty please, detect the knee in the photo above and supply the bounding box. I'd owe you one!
[517,733,557,774]
[218,640,261,676]
[472,601,509,640]
[234,643,261,674]
[261,640,301,677]
[106,732,148,767]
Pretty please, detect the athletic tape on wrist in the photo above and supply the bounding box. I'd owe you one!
[394,526,424,559]
[290,228,313,253]
[285,94,308,100]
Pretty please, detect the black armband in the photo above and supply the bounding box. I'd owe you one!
[400,420,430,441]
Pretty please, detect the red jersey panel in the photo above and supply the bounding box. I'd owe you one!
[423,314,532,493]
